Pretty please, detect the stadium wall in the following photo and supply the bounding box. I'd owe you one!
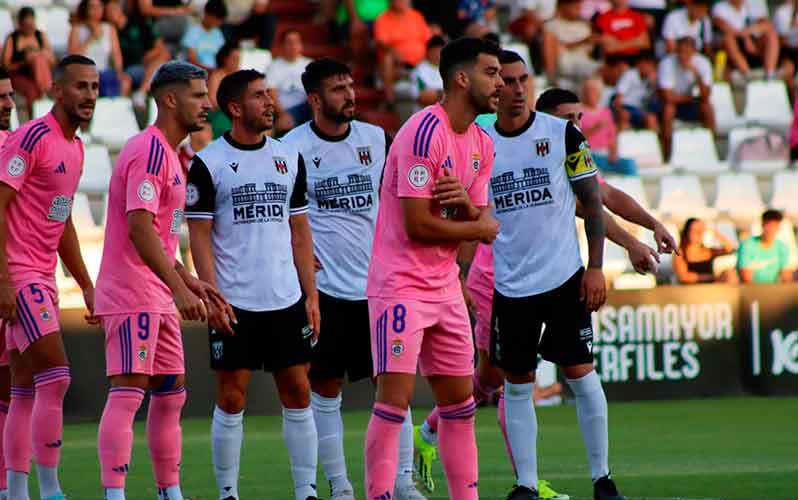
[60,284,798,421]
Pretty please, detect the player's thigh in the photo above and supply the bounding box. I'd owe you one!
[375,372,416,409]
[427,375,473,406]
[263,299,314,375]
[216,369,252,413]
[538,269,595,368]
[273,363,311,409]
[210,306,263,372]
[12,283,65,369]
[419,297,474,378]
[368,298,430,378]
[490,289,543,377]
[309,293,372,385]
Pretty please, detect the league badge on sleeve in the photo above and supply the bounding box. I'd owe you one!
[408,164,431,188]
[185,183,199,206]
[6,155,25,177]
[138,180,156,202]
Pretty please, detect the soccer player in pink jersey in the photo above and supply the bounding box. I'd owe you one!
[95,61,231,500]
[364,37,503,500]
[0,55,99,500]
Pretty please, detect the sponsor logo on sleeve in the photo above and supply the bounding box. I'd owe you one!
[408,164,430,188]
[47,195,73,222]
[138,180,156,202]
[6,155,25,177]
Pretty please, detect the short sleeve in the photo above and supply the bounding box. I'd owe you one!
[0,126,40,192]
[564,121,598,182]
[737,240,752,269]
[467,131,493,208]
[661,11,677,39]
[185,155,215,219]
[657,60,674,90]
[290,154,309,215]
[124,143,166,215]
[698,57,713,86]
[395,114,443,199]
[181,24,200,49]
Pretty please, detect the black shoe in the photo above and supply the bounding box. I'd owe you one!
[506,485,540,500]
[593,475,626,500]
[222,497,236,500]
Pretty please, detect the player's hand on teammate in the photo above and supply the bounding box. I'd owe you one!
[81,284,101,326]
[313,255,323,272]
[185,276,236,330]
[627,240,660,275]
[0,280,16,323]
[581,267,607,311]
[476,205,500,243]
[305,295,321,341]
[653,222,678,255]
[173,283,207,322]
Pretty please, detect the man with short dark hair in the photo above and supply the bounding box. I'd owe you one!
[738,209,793,283]
[95,61,227,500]
[364,37,503,500]
[266,30,313,126]
[182,0,228,71]
[0,55,98,500]
[187,68,320,500]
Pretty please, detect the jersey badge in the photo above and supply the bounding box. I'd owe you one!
[138,344,148,362]
[229,162,239,173]
[471,153,481,171]
[6,155,25,177]
[565,142,596,179]
[391,339,404,357]
[39,306,51,321]
[357,146,372,166]
[47,195,72,222]
[185,183,199,206]
[138,180,156,202]
[408,164,430,188]
[535,138,550,157]
[274,157,288,174]
[53,162,66,175]
[312,156,321,168]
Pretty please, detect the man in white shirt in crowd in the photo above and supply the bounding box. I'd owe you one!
[613,50,658,130]
[712,0,779,79]
[657,36,715,159]
[774,0,798,97]
[661,0,713,54]
[409,36,445,111]
[267,29,314,126]
[542,0,601,82]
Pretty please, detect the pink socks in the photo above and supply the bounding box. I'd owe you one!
[365,402,406,499]
[4,386,34,473]
[438,397,479,500]
[98,387,146,488]
[147,387,186,489]
[32,367,71,468]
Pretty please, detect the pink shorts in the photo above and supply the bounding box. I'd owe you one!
[103,312,184,376]
[469,285,494,353]
[369,296,474,377]
[5,282,60,355]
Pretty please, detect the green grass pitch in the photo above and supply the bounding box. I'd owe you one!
[40,397,797,499]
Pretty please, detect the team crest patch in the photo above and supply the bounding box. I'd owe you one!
[39,306,50,321]
[138,180,156,202]
[535,138,550,157]
[391,339,404,357]
[408,164,430,188]
[138,344,148,362]
[471,153,481,171]
[185,183,199,206]
[357,146,372,166]
[301,325,314,339]
[6,155,25,177]
[274,157,288,174]
[211,341,223,360]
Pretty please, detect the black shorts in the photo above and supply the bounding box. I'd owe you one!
[308,291,373,383]
[490,268,594,374]
[209,299,313,372]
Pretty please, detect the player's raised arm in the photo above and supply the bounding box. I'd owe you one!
[289,155,320,337]
[600,182,678,254]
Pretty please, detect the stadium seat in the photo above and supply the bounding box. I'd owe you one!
[41,7,70,56]
[613,273,657,289]
[89,98,140,151]
[240,48,272,72]
[617,130,672,178]
[712,173,764,223]
[670,128,727,176]
[79,144,112,195]
[5,0,50,7]
[656,174,715,220]
[0,9,13,44]
[10,106,18,130]
[504,42,533,73]
[32,98,53,119]
[711,82,744,135]
[727,126,788,174]
[604,175,649,209]
[743,80,792,129]
[770,170,798,219]
[749,219,798,269]
[71,192,104,242]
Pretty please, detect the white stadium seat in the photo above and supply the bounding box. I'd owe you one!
[656,174,715,221]
[770,170,798,219]
[10,106,18,130]
[0,9,13,44]
[240,48,272,72]
[41,7,70,56]
[670,128,727,176]
[727,126,788,174]
[711,82,744,135]
[79,144,112,195]
[71,192,104,242]
[712,173,764,223]
[743,80,792,129]
[604,175,649,209]
[89,98,140,151]
[613,273,657,290]
[617,130,672,178]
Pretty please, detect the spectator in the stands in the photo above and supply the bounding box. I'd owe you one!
[775,0,798,99]
[194,42,240,150]
[266,29,313,125]
[182,0,227,71]
[662,0,713,55]
[409,35,445,109]
[374,0,432,106]
[106,0,171,108]
[504,0,547,49]
[629,0,667,36]
[542,0,601,82]
[674,218,738,284]
[222,0,277,50]
[613,50,658,130]
[657,36,715,159]
[596,0,650,61]
[322,0,389,61]
[137,0,194,52]
[738,210,794,283]
[1,7,55,116]
[69,0,131,97]
[712,0,779,80]
[581,77,637,174]
[457,0,498,37]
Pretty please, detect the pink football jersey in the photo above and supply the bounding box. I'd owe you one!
[366,104,494,301]
[0,113,84,289]
[95,126,186,315]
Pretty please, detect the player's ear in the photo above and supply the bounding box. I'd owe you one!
[454,68,470,90]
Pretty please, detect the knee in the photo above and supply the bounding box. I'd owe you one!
[277,375,311,409]
[310,377,343,399]
[505,371,535,385]
[217,387,247,414]
[562,364,594,380]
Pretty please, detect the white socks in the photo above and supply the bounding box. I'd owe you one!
[504,381,538,490]
[395,407,414,488]
[104,487,125,500]
[567,371,610,481]
[282,406,318,500]
[36,464,61,499]
[7,471,28,500]
[212,406,244,500]
[311,392,352,495]
[158,485,184,500]
[419,420,437,445]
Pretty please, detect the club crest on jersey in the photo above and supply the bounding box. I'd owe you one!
[274,157,288,174]
[39,306,50,321]
[535,138,550,157]
[312,157,321,168]
[357,146,372,166]
[6,155,25,177]
[391,339,404,357]
[471,153,481,171]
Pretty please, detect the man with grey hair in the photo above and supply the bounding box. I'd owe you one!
[95,61,232,500]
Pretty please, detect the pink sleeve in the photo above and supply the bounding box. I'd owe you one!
[468,133,494,208]
[0,128,37,192]
[396,119,442,199]
[124,151,163,216]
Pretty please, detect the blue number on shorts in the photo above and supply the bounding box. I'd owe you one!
[392,304,406,333]
[29,284,44,304]
[137,313,150,340]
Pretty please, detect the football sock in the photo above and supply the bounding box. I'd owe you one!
[497,393,517,474]
[6,472,27,500]
[32,366,70,498]
[438,397,479,500]
[282,406,318,500]
[0,400,7,492]
[99,388,145,490]
[5,386,34,500]
[504,381,538,490]
[395,407,414,488]
[311,392,351,494]
[567,371,610,480]
[157,485,184,500]
[147,387,186,491]
[211,406,243,500]
[365,403,405,500]
[104,488,125,500]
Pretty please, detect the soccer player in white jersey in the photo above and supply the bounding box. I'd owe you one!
[186,69,321,500]
[282,58,428,500]
[482,52,625,500]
